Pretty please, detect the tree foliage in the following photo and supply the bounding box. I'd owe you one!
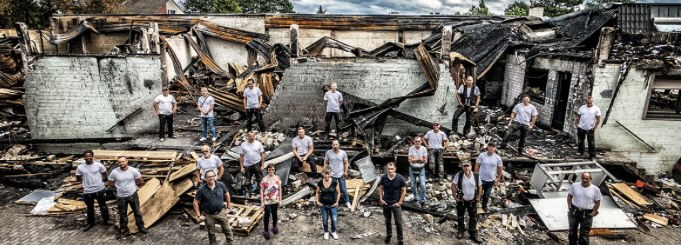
[316,5,326,14]
[237,0,294,14]
[531,0,583,17]
[504,1,529,16]
[584,0,634,9]
[467,0,491,16]
[183,0,242,13]
[1,0,124,28]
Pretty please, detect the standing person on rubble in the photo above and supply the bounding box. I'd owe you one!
[292,127,317,170]
[153,87,176,142]
[475,142,503,212]
[240,131,265,198]
[424,122,449,179]
[452,76,481,137]
[316,166,341,240]
[451,160,482,243]
[575,96,601,159]
[76,150,113,231]
[198,87,217,142]
[501,95,537,155]
[108,157,147,239]
[324,139,351,209]
[193,170,234,245]
[567,172,601,245]
[379,162,407,245]
[408,136,428,207]
[194,145,224,186]
[260,164,282,240]
[323,82,343,139]
[243,79,267,133]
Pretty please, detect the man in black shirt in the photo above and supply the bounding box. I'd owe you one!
[379,162,407,245]
[193,170,234,245]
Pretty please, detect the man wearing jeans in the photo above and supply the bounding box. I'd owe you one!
[198,87,217,142]
[153,87,176,142]
[243,79,266,132]
[424,122,448,179]
[108,157,146,239]
[379,162,406,245]
[474,143,503,212]
[323,82,343,139]
[567,173,602,245]
[194,170,234,245]
[239,131,265,197]
[575,96,601,159]
[408,136,428,207]
[501,95,537,155]
[324,140,351,209]
[76,150,112,231]
[451,160,482,243]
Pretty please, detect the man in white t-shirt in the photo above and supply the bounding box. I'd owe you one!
[194,144,225,185]
[324,140,351,209]
[567,173,602,245]
[575,96,601,159]
[292,127,317,169]
[424,122,449,179]
[76,150,112,231]
[197,87,217,142]
[243,79,267,132]
[501,95,538,155]
[408,136,428,206]
[108,157,146,239]
[240,131,265,197]
[474,142,503,212]
[153,87,176,142]
[452,76,481,137]
[323,82,343,139]
[451,160,482,243]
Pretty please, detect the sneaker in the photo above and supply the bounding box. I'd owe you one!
[138,227,148,234]
[159,138,164,142]
[323,232,329,240]
[212,137,217,142]
[82,224,94,232]
[200,137,206,141]
[272,226,279,234]
[346,202,352,209]
[263,231,270,240]
[104,220,114,226]
[332,232,338,240]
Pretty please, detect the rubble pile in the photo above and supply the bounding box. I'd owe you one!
[0,35,28,141]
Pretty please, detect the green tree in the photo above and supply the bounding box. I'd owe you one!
[531,0,583,17]
[504,1,529,16]
[316,5,326,14]
[584,0,634,9]
[184,0,242,13]
[1,0,124,28]
[237,0,294,14]
[467,0,491,16]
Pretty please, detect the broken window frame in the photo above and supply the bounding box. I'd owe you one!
[524,67,550,105]
[643,74,681,120]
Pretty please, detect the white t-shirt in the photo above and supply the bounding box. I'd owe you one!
[108,167,141,198]
[425,130,447,149]
[324,91,343,113]
[197,96,216,118]
[457,85,481,106]
[244,87,262,109]
[154,94,176,115]
[512,103,538,126]
[452,172,481,201]
[325,150,348,178]
[197,154,222,180]
[240,141,264,167]
[292,136,313,156]
[578,105,602,130]
[75,161,107,194]
[408,145,428,168]
[568,182,603,210]
[476,152,503,182]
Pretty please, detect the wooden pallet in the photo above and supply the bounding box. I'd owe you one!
[197,204,265,236]
[92,150,178,162]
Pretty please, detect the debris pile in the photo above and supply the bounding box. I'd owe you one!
[0,35,28,141]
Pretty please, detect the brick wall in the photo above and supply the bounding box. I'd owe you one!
[593,65,681,174]
[502,53,526,106]
[25,55,162,139]
[264,59,457,135]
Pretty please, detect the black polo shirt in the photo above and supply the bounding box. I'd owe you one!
[195,181,228,214]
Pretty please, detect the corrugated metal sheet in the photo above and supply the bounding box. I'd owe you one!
[620,4,681,33]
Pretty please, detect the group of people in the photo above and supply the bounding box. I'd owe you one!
[99,77,603,244]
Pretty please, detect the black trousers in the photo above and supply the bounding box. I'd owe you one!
[291,154,318,169]
[83,189,110,225]
[264,203,279,231]
[456,200,478,236]
[452,106,473,135]
[383,205,404,242]
[577,128,596,157]
[158,114,173,138]
[568,207,594,245]
[244,165,263,193]
[324,112,341,136]
[246,108,266,132]
[503,122,529,152]
[117,192,144,232]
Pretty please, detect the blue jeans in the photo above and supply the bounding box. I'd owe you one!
[481,180,495,210]
[408,166,426,202]
[320,206,338,232]
[201,117,216,138]
[333,177,350,204]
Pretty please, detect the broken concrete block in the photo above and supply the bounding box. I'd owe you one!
[424,214,434,223]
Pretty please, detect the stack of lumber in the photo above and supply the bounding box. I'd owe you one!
[346,178,372,212]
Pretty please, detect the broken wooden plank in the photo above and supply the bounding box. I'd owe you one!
[610,183,652,206]
[127,178,161,216]
[92,150,178,162]
[128,181,180,234]
[643,213,668,226]
[168,163,196,182]
[171,178,194,197]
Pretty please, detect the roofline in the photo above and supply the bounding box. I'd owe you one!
[52,13,509,18]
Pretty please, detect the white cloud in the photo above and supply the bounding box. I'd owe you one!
[292,0,532,15]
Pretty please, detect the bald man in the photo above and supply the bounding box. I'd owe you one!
[567,173,602,245]
[452,76,480,136]
[194,145,225,185]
